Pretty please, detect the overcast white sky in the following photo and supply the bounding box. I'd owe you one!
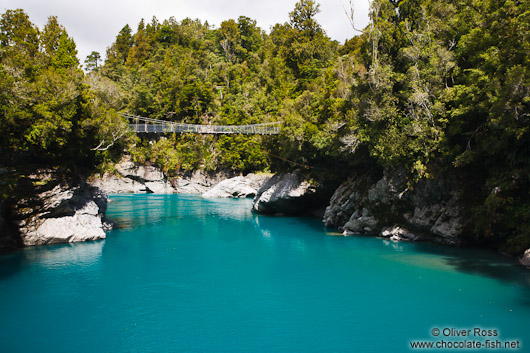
[2,0,370,66]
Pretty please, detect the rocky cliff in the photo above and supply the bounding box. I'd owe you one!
[13,181,110,246]
[323,169,465,245]
[1,170,111,248]
[251,168,466,244]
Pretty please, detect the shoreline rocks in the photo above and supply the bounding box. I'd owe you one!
[174,170,235,194]
[202,174,271,198]
[90,156,175,194]
[12,177,110,247]
[323,169,466,246]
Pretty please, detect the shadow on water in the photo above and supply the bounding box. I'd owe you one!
[0,252,23,280]
[405,242,528,280]
[0,240,105,280]
[254,212,530,292]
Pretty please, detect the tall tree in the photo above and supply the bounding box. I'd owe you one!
[84,51,101,72]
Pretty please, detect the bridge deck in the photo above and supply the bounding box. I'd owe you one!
[123,113,281,135]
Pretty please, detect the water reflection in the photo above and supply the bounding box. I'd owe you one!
[24,240,105,269]
[107,194,254,229]
[0,240,104,279]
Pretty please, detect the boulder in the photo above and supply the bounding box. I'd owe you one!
[343,208,379,235]
[144,181,175,194]
[323,178,362,228]
[115,160,165,182]
[202,174,270,198]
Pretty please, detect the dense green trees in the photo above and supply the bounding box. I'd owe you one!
[0,9,128,167]
[340,0,530,253]
[1,0,529,253]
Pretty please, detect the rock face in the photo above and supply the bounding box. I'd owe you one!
[252,171,326,215]
[174,170,233,194]
[90,157,240,195]
[323,169,465,244]
[520,249,530,268]
[202,174,271,198]
[12,181,110,246]
[90,156,175,194]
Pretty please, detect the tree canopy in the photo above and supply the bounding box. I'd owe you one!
[1,0,529,254]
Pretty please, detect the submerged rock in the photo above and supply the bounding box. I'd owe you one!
[202,174,270,198]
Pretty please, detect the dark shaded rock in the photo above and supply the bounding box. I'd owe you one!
[252,170,331,216]
[0,199,21,252]
[323,169,466,245]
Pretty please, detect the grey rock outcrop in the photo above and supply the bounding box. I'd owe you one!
[13,182,110,246]
[174,170,233,194]
[520,249,530,268]
[252,171,322,215]
[323,169,465,244]
[202,174,271,198]
[89,156,175,194]
[89,173,146,194]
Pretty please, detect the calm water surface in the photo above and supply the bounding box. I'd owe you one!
[1,194,529,352]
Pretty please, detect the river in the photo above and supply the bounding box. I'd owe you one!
[0,194,529,352]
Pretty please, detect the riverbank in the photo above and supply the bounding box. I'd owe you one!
[0,168,111,250]
[2,158,529,269]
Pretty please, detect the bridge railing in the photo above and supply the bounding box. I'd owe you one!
[120,113,282,135]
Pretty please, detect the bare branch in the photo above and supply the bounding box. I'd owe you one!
[91,127,129,151]
[341,0,364,33]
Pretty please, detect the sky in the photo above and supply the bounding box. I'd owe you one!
[2,0,370,67]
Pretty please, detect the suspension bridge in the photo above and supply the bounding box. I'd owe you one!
[122,113,282,135]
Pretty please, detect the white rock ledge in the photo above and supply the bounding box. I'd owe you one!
[202,174,270,198]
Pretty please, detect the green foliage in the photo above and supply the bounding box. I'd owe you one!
[3,1,530,254]
[84,51,101,72]
[0,9,129,168]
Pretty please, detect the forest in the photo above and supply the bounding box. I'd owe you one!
[1,0,529,254]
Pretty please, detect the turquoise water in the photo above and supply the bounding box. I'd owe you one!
[1,194,529,352]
